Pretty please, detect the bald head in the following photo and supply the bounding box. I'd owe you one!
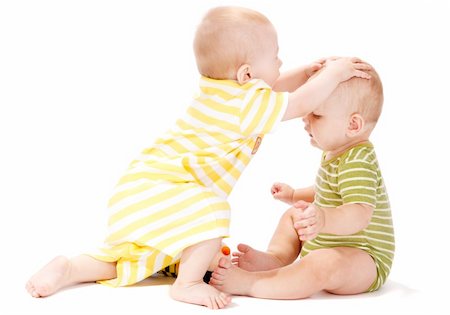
[193,6,273,79]
[337,67,384,125]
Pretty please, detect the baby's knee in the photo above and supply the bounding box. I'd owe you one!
[304,249,344,283]
[282,206,299,223]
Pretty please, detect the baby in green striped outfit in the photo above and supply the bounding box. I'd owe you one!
[210,65,395,298]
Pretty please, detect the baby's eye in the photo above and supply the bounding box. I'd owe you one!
[312,113,321,119]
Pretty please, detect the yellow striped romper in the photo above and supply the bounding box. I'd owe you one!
[89,76,288,286]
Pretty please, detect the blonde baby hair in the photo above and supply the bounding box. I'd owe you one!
[339,67,384,125]
[193,6,272,80]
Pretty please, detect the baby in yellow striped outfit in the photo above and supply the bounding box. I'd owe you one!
[26,6,371,309]
[209,66,395,299]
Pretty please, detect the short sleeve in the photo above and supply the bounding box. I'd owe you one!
[337,158,378,207]
[239,80,288,137]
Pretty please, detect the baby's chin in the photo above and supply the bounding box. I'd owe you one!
[309,137,320,149]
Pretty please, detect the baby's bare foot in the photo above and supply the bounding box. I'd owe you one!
[25,256,72,298]
[210,257,252,296]
[170,279,231,309]
[232,243,283,271]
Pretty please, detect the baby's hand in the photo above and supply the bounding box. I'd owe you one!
[293,201,325,241]
[271,182,294,205]
[324,57,371,82]
[304,58,326,78]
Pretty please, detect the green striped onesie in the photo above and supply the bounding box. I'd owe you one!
[299,142,395,292]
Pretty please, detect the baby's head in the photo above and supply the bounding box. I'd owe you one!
[336,66,384,129]
[193,6,281,86]
[304,64,383,152]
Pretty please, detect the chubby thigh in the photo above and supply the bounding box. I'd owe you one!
[302,247,377,295]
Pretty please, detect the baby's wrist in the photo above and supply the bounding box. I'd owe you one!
[289,189,295,204]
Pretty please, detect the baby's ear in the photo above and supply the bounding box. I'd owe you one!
[347,113,364,137]
[236,64,252,84]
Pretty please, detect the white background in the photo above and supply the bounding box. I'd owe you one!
[1,0,449,314]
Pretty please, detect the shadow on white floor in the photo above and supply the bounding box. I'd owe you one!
[8,276,436,315]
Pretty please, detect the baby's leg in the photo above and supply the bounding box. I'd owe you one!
[26,255,116,298]
[170,238,231,309]
[234,206,303,271]
[211,247,376,299]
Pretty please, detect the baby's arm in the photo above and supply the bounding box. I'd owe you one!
[292,186,315,203]
[293,202,374,241]
[271,183,315,204]
[282,57,371,121]
[272,59,324,93]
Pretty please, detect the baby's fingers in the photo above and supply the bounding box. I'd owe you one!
[350,56,363,63]
[294,217,316,229]
[353,62,372,70]
[301,204,318,218]
[309,63,323,73]
[326,56,340,62]
[299,232,318,241]
[354,70,371,79]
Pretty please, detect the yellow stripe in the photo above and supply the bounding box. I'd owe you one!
[169,130,208,150]
[117,171,189,186]
[162,252,175,268]
[145,162,187,174]
[243,89,270,135]
[94,245,178,286]
[235,148,253,165]
[197,97,240,116]
[141,147,166,158]
[109,182,156,208]
[114,261,124,287]
[176,119,234,144]
[181,161,203,186]
[199,86,245,101]
[196,157,220,182]
[240,90,258,124]
[262,93,284,132]
[143,250,160,278]
[154,138,190,154]
[106,191,221,243]
[181,149,246,186]
[201,76,257,90]
[108,184,195,225]
[217,158,241,180]
[187,106,240,134]
[197,157,233,194]
[155,219,230,253]
[139,201,230,243]
[128,258,139,285]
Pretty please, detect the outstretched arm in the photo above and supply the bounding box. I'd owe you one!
[282,57,371,121]
[272,60,324,93]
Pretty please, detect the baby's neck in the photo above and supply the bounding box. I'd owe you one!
[325,138,370,161]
